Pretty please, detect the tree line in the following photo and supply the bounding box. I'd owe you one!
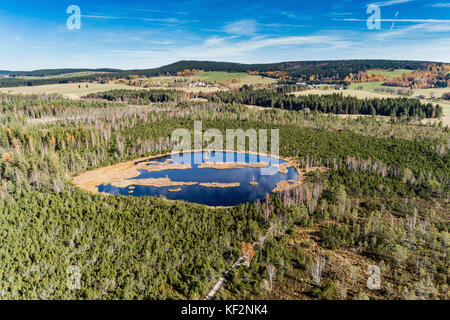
[0,60,437,87]
[87,89,185,104]
[204,89,443,118]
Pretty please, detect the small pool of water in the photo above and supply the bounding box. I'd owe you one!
[98,151,298,206]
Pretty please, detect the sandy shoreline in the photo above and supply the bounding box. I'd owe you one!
[70,151,330,209]
[110,178,240,189]
[272,166,328,193]
[111,178,198,188]
[199,182,240,188]
[72,155,192,193]
[72,149,296,194]
[272,180,297,193]
[274,162,293,174]
[198,162,268,169]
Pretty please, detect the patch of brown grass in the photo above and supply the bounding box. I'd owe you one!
[199,182,240,188]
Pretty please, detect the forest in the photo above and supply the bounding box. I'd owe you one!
[87,89,185,104]
[204,89,443,118]
[119,59,433,81]
[0,92,448,300]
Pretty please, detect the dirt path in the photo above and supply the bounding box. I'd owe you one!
[204,231,271,300]
[204,256,247,300]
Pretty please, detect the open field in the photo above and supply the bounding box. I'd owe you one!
[197,71,277,87]
[0,82,138,98]
[294,88,450,103]
[295,87,450,100]
[347,81,390,92]
[414,87,450,99]
[119,71,276,92]
[12,71,102,80]
[422,102,450,126]
[292,89,450,126]
[367,68,413,79]
[197,71,248,82]
[347,76,449,100]
[229,74,277,87]
[147,85,223,93]
[292,89,396,99]
[121,74,225,93]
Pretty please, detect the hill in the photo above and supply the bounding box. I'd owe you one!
[0,59,441,88]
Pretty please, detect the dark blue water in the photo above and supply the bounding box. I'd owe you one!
[98,151,298,206]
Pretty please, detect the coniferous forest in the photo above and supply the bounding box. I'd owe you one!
[204,89,443,118]
[0,87,448,300]
[2,0,450,308]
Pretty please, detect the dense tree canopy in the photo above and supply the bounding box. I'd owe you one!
[0,93,448,300]
[205,89,443,118]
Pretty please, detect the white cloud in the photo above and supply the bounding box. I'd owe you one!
[281,11,297,19]
[81,15,182,24]
[338,18,450,22]
[223,20,257,36]
[3,30,449,70]
[331,12,354,16]
[2,4,450,70]
[81,15,120,19]
[432,2,450,7]
[140,18,179,23]
[369,0,415,7]
[93,34,352,67]
[134,8,189,15]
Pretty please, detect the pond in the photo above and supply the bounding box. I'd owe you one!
[98,151,298,206]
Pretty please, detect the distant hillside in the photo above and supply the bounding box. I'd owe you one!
[0,59,441,87]
[9,68,123,77]
[119,59,436,77]
[0,70,20,76]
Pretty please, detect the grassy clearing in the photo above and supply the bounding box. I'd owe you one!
[414,88,450,99]
[0,82,137,98]
[292,89,397,99]
[14,71,102,80]
[292,89,450,126]
[140,72,275,90]
[423,102,450,126]
[346,83,449,106]
[367,69,413,79]
[237,75,277,87]
[197,71,277,87]
[197,71,248,82]
[347,81,390,92]
[0,79,223,98]
[153,86,222,93]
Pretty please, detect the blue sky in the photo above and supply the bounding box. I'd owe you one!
[0,0,449,69]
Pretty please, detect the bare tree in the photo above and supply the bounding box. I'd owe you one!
[310,256,325,286]
[348,265,359,286]
[262,195,271,223]
[267,264,275,291]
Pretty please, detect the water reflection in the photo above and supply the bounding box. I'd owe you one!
[98,151,298,206]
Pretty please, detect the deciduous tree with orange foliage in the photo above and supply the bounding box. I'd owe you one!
[241,242,255,266]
